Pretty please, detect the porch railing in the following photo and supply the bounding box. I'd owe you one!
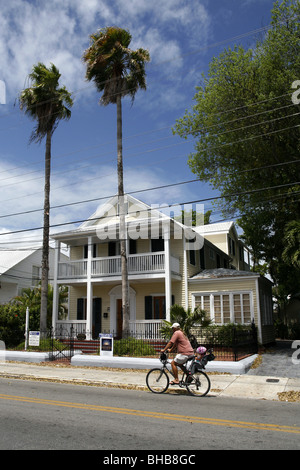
[55,320,164,339]
[57,252,180,280]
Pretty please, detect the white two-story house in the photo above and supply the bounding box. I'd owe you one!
[51,195,274,344]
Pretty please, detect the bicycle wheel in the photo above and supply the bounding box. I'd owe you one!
[186,371,211,397]
[146,368,169,393]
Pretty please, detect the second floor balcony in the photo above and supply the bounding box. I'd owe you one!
[57,252,180,281]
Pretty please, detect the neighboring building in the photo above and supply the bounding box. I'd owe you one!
[0,247,62,304]
[51,194,274,344]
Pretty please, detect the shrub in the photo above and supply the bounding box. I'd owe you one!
[113,337,156,356]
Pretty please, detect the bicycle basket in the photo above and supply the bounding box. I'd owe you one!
[160,352,167,361]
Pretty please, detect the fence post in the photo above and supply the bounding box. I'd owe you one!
[232,327,238,361]
[251,321,258,354]
[24,307,29,351]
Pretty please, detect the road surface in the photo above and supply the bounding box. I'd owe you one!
[0,377,299,452]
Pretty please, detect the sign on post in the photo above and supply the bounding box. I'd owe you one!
[29,331,40,347]
[99,334,113,356]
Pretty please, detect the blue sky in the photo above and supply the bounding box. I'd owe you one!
[0,0,276,248]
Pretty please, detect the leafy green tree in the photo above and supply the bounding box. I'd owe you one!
[19,63,73,333]
[282,220,300,269]
[173,0,300,304]
[0,304,24,348]
[83,27,150,335]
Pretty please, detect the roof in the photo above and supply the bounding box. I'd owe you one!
[189,268,259,280]
[0,249,37,276]
[193,221,236,235]
[51,193,204,248]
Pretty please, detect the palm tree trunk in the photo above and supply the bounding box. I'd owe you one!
[117,94,129,336]
[40,129,51,333]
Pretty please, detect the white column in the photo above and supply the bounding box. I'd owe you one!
[183,238,189,310]
[164,225,171,322]
[52,240,60,331]
[86,238,93,340]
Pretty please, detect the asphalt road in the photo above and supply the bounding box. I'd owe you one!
[1,377,300,452]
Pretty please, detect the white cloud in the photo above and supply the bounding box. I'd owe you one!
[0,0,212,106]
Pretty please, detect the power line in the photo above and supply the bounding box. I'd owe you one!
[0,180,298,238]
[0,155,299,220]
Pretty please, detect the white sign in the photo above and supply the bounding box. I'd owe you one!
[99,334,113,356]
[29,331,40,347]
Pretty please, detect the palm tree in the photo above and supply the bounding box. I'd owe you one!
[160,304,212,341]
[83,27,150,335]
[19,63,73,333]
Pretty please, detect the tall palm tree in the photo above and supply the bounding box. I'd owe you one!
[19,63,73,333]
[83,27,150,335]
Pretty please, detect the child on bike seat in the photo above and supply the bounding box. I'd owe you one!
[195,346,207,364]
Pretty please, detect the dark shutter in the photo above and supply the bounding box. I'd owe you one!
[108,241,116,256]
[92,298,102,338]
[77,298,84,320]
[145,296,153,320]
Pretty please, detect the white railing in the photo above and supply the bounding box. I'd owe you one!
[55,320,164,339]
[128,320,164,338]
[58,252,180,280]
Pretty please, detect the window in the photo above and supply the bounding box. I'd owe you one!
[229,237,236,256]
[108,241,120,256]
[151,237,164,252]
[145,295,165,319]
[199,247,205,269]
[145,295,175,319]
[189,249,196,266]
[84,244,97,258]
[32,265,40,286]
[193,292,252,324]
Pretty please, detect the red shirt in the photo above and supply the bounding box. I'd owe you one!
[170,330,194,355]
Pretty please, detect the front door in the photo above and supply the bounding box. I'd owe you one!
[117,298,123,338]
[153,296,166,319]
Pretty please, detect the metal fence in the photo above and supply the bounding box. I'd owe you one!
[0,323,258,362]
[190,322,258,361]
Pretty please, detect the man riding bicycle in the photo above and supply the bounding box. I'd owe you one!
[161,323,194,385]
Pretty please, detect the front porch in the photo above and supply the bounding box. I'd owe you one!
[57,252,180,280]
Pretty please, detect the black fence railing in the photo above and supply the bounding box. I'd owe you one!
[0,323,258,362]
[190,322,258,361]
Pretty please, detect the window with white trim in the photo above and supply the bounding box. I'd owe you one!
[193,291,253,324]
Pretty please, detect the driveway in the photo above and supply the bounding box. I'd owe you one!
[247,340,300,378]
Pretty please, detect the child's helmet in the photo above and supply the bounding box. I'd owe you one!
[196,346,207,354]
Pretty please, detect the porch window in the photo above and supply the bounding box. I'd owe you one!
[145,295,175,320]
[194,292,252,324]
[151,237,164,252]
[32,265,40,286]
[83,244,97,258]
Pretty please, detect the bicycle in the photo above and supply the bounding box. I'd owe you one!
[146,349,215,397]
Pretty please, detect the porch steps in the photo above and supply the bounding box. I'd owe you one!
[61,339,100,355]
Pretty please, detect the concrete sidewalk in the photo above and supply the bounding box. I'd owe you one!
[1,358,300,402]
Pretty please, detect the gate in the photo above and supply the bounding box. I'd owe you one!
[48,327,74,363]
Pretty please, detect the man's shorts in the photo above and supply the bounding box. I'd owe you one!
[174,354,190,365]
